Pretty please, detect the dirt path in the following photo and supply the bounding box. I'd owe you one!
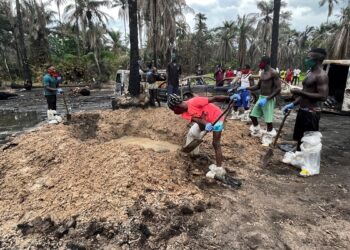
[0,102,349,249]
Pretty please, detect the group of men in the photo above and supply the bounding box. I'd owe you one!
[280,68,302,85]
[167,48,328,178]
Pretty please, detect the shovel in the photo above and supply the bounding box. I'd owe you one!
[62,92,72,121]
[182,100,234,153]
[262,110,291,167]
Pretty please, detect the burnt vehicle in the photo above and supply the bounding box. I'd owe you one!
[156,75,259,103]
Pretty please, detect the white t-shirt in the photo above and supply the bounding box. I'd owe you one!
[241,74,252,88]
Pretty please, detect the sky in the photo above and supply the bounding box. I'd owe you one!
[50,0,346,35]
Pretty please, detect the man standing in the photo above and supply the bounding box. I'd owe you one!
[167,55,182,95]
[292,68,299,85]
[43,65,63,111]
[282,48,328,159]
[167,94,238,176]
[225,67,234,84]
[146,67,160,107]
[238,56,281,146]
[214,65,224,86]
[230,65,254,120]
[195,64,204,85]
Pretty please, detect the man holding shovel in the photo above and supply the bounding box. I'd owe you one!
[282,48,328,166]
[168,94,239,177]
[238,56,281,146]
[43,65,64,111]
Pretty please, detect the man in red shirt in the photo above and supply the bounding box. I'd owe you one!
[168,94,238,176]
[225,67,234,84]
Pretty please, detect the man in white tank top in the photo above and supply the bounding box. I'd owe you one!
[230,65,254,120]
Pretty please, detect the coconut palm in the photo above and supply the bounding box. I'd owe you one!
[327,7,350,58]
[22,0,55,65]
[215,21,236,65]
[237,14,257,67]
[51,0,66,23]
[319,0,339,19]
[64,0,111,50]
[140,0,192,65]
[255,0,289,55]
[192,13,211,66]
[112,0,128,47]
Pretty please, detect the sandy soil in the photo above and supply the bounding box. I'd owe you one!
[0,107,349,249]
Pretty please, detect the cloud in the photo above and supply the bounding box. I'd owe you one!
[48,0,344,35]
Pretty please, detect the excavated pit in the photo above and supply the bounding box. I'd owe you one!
[0,108,265,249]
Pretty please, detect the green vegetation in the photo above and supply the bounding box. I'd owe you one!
[0,0,349,86]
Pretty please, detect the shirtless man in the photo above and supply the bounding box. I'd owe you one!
[238,56,281,146]
[282,48,328,151]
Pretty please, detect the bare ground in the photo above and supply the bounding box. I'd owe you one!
[0,98,349,249]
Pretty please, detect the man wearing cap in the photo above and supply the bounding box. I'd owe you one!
[282,48,328,176]
[168,94,239,177]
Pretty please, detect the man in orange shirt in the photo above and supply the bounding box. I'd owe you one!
[168,94,238,176]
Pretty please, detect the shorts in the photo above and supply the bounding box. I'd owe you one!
[293,109,320,142]
[234,90,250,110]
[213,121,224,132]
[250,95,275,123]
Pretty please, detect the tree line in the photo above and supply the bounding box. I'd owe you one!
[0,0,349,91]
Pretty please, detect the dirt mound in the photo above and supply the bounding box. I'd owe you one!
[0,108,262,248]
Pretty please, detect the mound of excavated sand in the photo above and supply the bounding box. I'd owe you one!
[0,107,263,249]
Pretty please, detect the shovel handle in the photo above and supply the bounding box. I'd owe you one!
[272,110,291,147]
[62,93,70,115]
[200,100,234,139]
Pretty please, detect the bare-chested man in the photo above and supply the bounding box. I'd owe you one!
[238,56,281,146]
[282,48,328,151]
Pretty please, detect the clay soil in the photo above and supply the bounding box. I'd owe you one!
[0,107,349,249]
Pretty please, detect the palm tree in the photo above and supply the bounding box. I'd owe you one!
[327,7,350,58]
[193,13,210,66]
[237,14,257,67]
[215,21,236,65]
[22,0,54,65]
[270,0,281,68]
[140,0,192,65]
[319,0,339,20]
[65,0,111,74]
[15,0,32,84]
[128,0,140,96]
[255,0,289,55]
[52,0,66,23]
[64,0,111,50]
[112,0,128,48]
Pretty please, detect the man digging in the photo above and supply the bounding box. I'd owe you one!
[167,94,239,178]
[238,56,281,146]
[282,48,329,177]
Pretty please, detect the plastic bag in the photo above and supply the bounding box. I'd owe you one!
[300,131,322,175]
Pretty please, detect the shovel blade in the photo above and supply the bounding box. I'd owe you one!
[262,148,274,168]
[181,139,203,153]
[66,114,72,121]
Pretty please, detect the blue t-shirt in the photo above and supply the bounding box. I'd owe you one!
[43,74,57,96]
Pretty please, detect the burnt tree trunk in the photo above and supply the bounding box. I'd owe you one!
[270,0,281,68]
[128,0,140,96]
[15,0,32,83]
